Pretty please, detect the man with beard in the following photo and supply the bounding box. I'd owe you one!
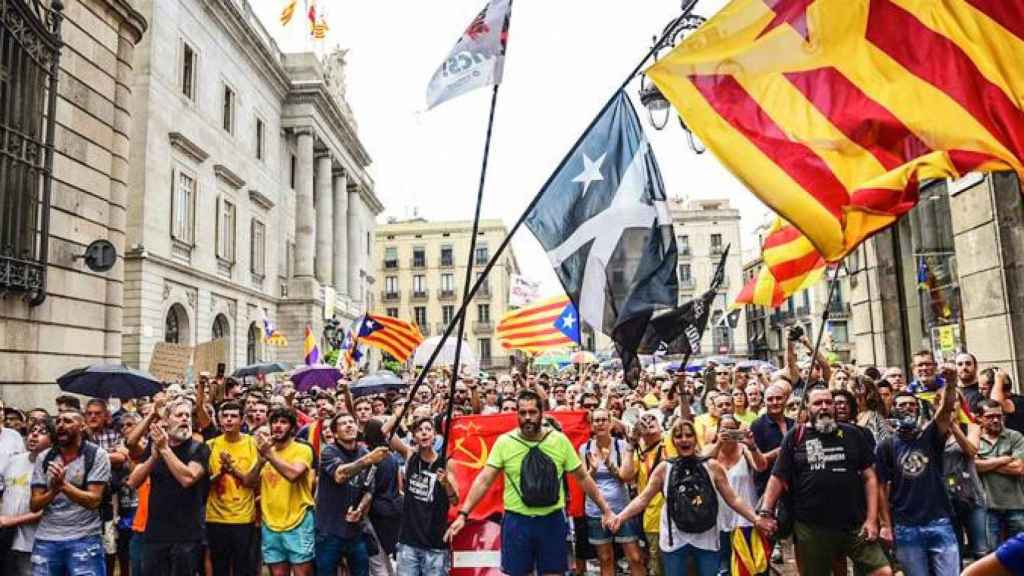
[444,389,615,576]
[976,399,1024,552]
[29,410,111,576]
[206,401,259,576]
[761,386,891,576]
[957,353,983,413]
[243,408,315,576]
[314,413,389,576]
[876,387,959,575]
[1,418,51,575]
[129,398,210,576]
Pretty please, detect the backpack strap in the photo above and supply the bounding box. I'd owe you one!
[665,459,675,548]
[82,441,97,484]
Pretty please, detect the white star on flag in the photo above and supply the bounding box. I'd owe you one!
[572,152,606,198]
[561,313,576,329]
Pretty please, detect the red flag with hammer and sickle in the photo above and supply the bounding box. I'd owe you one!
[446,411,591,521]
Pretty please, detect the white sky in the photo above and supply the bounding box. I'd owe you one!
[252,0,775,293]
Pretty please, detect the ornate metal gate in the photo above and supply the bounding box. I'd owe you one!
[0,0,63,305]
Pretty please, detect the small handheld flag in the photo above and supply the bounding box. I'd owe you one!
[303,325,320,365]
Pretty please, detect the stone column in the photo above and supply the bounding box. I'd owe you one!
[332,168,349,298]
[293,128,315,278]
[347,186,362,303]
[315,151,333,284]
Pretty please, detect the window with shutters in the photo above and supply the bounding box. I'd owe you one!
[0,0,63,303]
[170,168,196,256]
[251,218,266,279]
[216,197,236,266]
[181,40,197,101]
[222,84,236,134]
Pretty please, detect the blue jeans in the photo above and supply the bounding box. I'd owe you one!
[965,504,991,559]
[31,536,106,576]
[987,509,1024,553]
[894,518,960,576]
[314,531,368,576]
[662,544,719,576]
[719,531,732,573]
[396,543,448,576]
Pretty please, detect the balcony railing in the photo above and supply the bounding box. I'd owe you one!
[417,324,431,337]
[679,278,695,290]
[410,257,426,269]
[474,322,493,334]
[679,246,691,257]
[475,284,491,299]
[382,291,400,302]
[796,305,810,317]
[383,259,398,269]
[828,301,851,317]
[710,245,726,256]
[439,256,454,267]
[410,289,429,302]
[438,288,457,301]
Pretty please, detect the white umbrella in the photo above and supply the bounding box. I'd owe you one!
[414,336,479,370]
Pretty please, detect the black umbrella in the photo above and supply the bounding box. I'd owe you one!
[57,364,165,399]
[232,361,291,379]
[350,370,407,398]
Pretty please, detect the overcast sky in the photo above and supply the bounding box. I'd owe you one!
[252,0,775,293]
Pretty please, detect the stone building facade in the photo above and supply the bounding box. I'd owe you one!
[374,218,520,372]
[121,0,381,374]
[669,198,748,358]
[0,0,146,406]
[849,172,1024,383]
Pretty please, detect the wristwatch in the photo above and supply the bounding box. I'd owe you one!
[756,508,775,518]
[458,510,470,519]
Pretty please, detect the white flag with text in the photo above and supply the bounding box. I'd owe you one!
[426,0,512,109]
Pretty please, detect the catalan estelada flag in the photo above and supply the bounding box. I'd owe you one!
[496,296,580,354]
[355,314,424,363]
[303,325,319,365]
[647,0,1024,262]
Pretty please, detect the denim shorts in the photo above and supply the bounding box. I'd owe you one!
[262,509,315,565]
[587,515,641,545]
[31,536,106,576]
[397,543,448,576]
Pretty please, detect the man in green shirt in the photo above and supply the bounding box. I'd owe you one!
[977,399,1024,549]
[445,389,614,576]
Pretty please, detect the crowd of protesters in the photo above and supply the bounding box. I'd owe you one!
[4,330,1024,575]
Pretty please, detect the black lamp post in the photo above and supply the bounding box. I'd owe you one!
[639,6,708,153]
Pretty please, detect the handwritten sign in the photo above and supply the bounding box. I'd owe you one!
[193,339,227,376]
[149,342,192,382]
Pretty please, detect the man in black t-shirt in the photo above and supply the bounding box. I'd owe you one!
[130,398,211,576]
[877,388,959,575]
[761,386,892,576]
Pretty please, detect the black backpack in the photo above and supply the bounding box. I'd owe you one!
[665,456,718,544]
[508,431,560,508]
[42,441,114,522]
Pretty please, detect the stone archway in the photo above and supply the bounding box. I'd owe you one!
[165,304,190,345]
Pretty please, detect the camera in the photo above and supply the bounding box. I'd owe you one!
[787,325,804,342]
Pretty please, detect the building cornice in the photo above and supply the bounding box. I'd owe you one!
[169,132,209,163]
[248,188,274,210]
[214,164,246,190]
[102,0,148,44]
[198,0,291,99]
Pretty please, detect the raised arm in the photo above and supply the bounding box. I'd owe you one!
[196,375,213,432]
[126,398,164,460]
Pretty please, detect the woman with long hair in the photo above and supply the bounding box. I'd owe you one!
[851,376,892,444]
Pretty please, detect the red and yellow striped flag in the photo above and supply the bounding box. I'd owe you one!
[279,0,297,25]
[496,295,578,354]
[647,0,1024,261]
[355,314,424,363]
[733,219,826,308]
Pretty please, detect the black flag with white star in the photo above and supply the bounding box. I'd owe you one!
[524,91,678,375]
[637,245,730,358]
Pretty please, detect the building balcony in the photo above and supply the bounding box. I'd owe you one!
[438,288,457,301]
[382,291,400,303]
[410,258,426,269]
[410,289,429,302]
[712,340,735,354]
[710,245,726,256]
[417,324,431,337]
[474,284,491,299]
[439,257,454,268]
[474,322,493,334]
[679,247,691,258]
[436,322,452,335]
[383,259,398,270]
[679,278,695,290]
[796,306,810,317]
[828,301,851,317]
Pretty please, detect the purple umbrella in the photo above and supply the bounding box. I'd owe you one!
[289,364,343,392]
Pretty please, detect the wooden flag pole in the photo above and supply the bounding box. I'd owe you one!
[388,0,702,441]
[439,84,502,462]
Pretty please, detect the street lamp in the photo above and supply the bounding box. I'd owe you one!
[323,317,344,351]
[639,5,708,154]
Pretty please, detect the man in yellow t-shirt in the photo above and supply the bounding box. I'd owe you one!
[243,407,314,574]
[445,389,615,576]
[206,401,259,576]
[634,410,668,576]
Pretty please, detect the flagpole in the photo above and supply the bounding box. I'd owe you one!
[388,1,702,440]
[439,85,502,462]
[808,263,844,377]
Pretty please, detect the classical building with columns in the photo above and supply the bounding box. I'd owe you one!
[0,0,146,406]
[121,0,382,374]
